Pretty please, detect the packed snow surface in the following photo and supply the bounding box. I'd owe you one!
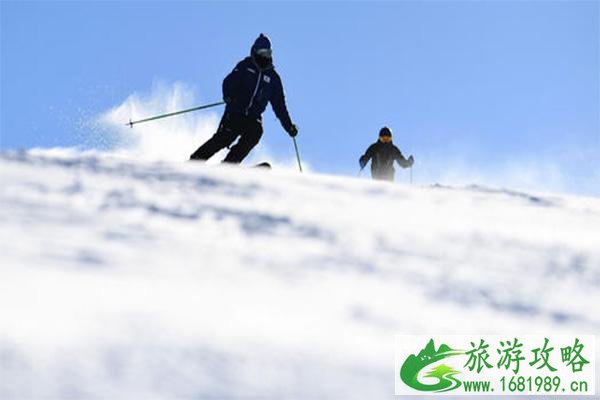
[1,150,599,399]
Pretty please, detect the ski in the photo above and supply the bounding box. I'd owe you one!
[252,162,271,169]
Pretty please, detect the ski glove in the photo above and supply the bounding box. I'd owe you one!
[224,96,234,105]
[287,124,298,137]
[359,156,367,169]
[408,155,414,166]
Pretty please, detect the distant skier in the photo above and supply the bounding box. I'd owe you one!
[190,34,298,163]
[359,127,414,181]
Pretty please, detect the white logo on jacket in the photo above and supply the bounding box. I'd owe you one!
[263,75,271,83]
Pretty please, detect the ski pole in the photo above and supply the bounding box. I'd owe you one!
[292,137,303,173]
[410,165,413,185]
[126,101,225,128]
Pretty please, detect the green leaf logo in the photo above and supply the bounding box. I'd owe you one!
[400,339,464,392]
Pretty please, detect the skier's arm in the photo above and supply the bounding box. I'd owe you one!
[270,73,293,133]
[394,147,413,168]
[359,144,376,168]
[222,62,244,104]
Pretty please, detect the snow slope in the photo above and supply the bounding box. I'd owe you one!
[1,150,599,399]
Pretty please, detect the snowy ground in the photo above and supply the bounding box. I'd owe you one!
[1,150,599,399]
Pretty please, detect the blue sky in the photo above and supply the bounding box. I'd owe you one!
[1,1,598,194]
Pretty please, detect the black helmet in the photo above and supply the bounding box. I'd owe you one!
[379,127,392,137]
[251,33,273,69]
[378,127,393,143]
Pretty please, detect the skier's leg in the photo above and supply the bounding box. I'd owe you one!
[190,114,239,160]
[223,119,263,163]
[372,168,383,181]
[372,169,394,181]
[383,170,395,182]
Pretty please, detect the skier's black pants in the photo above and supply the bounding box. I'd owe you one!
[190,112,263,163]
[372,169,395,182]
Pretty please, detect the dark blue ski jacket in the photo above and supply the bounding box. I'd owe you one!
[222,57,293,132]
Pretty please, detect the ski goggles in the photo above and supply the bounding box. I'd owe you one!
[255,48,272,58]
[379,135,392,143]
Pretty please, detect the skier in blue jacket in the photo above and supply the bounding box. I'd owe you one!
[191,34,298,163]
